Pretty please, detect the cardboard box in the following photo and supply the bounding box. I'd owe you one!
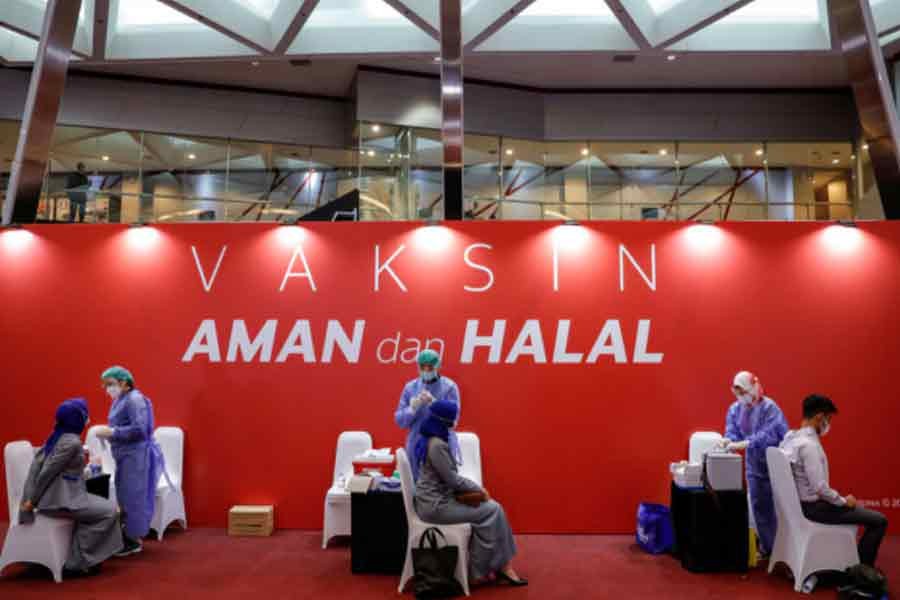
[228,505,274,537]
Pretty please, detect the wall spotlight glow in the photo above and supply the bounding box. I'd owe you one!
[505,148,514,156]
[551,222,589,251]
[187,153,197,160]
[755,149,764,157]
[125,225,160,250]
[862,143,870,151]
[581,148,590,156]
[102,155,110,161]
[658,148,668,156]
[276,223,306,246]
[372,124,381,133]
[684,223,723,253]
[667,54,677,61]
[367,150,375,157]
[0,228,35,254]
[821,224,863,254]
[413,223,453,252]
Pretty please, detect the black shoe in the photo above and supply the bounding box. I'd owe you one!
[115,537,143,557]
[497,571,528,587]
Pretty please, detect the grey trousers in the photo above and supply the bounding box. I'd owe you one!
[416,498,517,581]
[47,496,124,571]
[801,501,888,566]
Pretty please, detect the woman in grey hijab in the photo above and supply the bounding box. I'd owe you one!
[19,398,123,576]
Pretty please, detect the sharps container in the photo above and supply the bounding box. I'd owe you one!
[705,452,743,491]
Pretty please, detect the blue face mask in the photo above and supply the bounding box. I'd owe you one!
[420,369,438,382]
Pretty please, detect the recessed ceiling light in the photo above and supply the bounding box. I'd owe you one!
[187,153,196,160]
[505,148,514,156]
[372,124,381,132]
[658,148,668,156]
[755,149,764,156]
[581,148,590,156]
[433,56,441,62]
[101,155,110,161]
[667,54,677,61]
[251,61,260,67]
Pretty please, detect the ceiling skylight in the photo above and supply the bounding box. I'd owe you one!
[305,0,407,28]
[521,0,614,19]
[720,0,820,24]
[645,0,687,16]
[234,0,281,20]
[117,0,197,29]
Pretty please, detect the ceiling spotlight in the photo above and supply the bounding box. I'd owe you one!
[101,155,110,161]
[433,56,441,62]
[658,148,668,156]
[755,149,764,157]
[251,61,260,67]
[581,148,590,156]
[505,148,514,156]
[667,54,677,62]
[372,124,381,133]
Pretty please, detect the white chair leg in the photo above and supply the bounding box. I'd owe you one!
[322,503,332,549]
[398,540,414,593]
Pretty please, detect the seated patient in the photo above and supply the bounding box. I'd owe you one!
[413,400,527,587]
[19,398,124,576]
[780,394,888,567]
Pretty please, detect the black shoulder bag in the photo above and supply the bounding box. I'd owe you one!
[412,527,464,599]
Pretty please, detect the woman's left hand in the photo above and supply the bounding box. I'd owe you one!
[94,425,115,439]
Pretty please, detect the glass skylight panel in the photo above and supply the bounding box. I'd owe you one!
[0,27,38,62]
[645,0,687,16]
[117,0,198,29]
[520,0,614,20]
[234,0,281,19]
[305,0,408,28]
[720,0,820,24]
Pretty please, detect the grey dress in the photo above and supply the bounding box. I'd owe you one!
[21,433,124,571]
[414,437,517,581]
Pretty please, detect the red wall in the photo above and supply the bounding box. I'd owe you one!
[1,221,899,533]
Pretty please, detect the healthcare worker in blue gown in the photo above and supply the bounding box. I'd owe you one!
[92,366,164,556]
[395,349,461,481]
[721,370,788,559]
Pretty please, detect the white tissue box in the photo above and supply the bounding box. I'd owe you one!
[670,461,703,488]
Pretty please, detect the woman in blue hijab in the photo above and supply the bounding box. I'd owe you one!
[20,398,123,575]
[413,400,527,587]
[93,365,164,556]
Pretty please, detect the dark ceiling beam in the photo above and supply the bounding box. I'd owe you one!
[92,0,109,60]
[463,0,537,52]
[383,0,440,41]
[274,0,319,55]
[604,0,651,50]
[3,0,82,225]
[440,0,463,220]
[156,0,271,55]
[831,0,900,218]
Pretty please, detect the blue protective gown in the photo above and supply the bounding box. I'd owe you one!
[724,396,788,556]
[394,375,461,481]
[109,389,164,539]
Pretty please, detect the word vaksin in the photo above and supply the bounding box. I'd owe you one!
[182,319,663,364]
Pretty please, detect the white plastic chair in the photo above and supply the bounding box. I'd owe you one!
[689,431,723,464]
[397,448,471,596]
[85,425,117,483]
[150,427,187,541]
[322,431,372,548]
[0,441,74,583]
[766,447,859,591]
[457,433,482,487]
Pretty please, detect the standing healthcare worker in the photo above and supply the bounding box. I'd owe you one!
[92,366,164,556]
[395,349,461,480]
[721,370,788,559]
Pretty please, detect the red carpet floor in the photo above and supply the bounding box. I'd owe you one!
[0,526,897,599]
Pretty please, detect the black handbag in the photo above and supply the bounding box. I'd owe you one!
[412,527,464,599]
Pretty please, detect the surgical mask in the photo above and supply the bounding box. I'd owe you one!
[420,370,438,383]
[819,420,831,437]
[738,393,754,406]
[105,384,122,400]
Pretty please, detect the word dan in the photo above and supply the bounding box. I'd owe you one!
[191,242,657,294]
[183,319,365,363]
[377,333,445,364]
[461,319,663,364]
